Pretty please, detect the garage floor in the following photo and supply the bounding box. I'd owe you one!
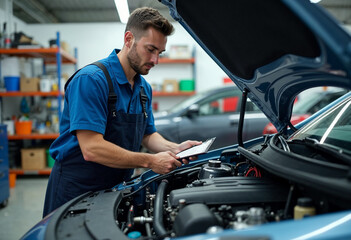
[0,177,49,240]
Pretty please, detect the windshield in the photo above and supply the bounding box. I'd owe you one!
[290,96,351,153]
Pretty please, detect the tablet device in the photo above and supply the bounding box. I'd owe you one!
[176,137,216,159]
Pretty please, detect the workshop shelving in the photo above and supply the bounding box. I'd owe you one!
[0,91,62,97]
[156,57,196,94]
[151,56,196,111]
[0,32,77,120]
[0,32,77,175]
[153,57,196,96]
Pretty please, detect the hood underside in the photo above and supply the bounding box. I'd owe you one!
[161,0,351,132]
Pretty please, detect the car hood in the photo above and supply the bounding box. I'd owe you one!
[161,0,351,132]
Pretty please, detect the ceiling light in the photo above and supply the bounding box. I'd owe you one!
[114,0,130,24]
[310,0,322,3]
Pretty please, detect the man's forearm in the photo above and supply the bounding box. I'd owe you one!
[142,132,179,153]
[78,130,153,169]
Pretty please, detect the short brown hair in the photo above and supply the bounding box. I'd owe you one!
[125,7,174,39]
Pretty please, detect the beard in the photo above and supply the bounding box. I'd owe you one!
[127,42,153,75]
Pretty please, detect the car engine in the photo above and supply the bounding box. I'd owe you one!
[116,152,292,239]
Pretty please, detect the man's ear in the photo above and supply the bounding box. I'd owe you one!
[124,31,134,49]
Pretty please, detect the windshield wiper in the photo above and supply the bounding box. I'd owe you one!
[298,137,351,166]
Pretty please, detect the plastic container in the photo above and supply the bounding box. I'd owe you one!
[4,76,20,92]
[47,149,55,168]
[15,121,32,135]
[3,120,14,135]
[294,197,316,219]
[179,79,194,91]
[40,78,52,92]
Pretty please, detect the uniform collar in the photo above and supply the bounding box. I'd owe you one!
[108,49,143,89]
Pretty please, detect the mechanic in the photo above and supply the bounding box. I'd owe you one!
[43,7,201,217]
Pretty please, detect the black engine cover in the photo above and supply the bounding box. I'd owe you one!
[173,203,219,236]
[169,177,288,206]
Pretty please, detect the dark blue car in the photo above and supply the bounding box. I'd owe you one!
[22,0,351,239]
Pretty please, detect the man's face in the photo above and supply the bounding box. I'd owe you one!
[127,27,167,75]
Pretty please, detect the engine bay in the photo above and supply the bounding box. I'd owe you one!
[115,136,351,239]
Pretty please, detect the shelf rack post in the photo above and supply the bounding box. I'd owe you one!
[192,45,196,91]
[56,32,62,121]
[74,47,78,71]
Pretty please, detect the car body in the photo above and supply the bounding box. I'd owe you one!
[21,0,351,240]
[263,88,348,134]
[154,85,269,150]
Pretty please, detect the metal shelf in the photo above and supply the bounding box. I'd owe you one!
[0,91,62,97]
[158,58,195,64]
[10,168,51,175]
[8,133,59,140]
[0,47,77,64]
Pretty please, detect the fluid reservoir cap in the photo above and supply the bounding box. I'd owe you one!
[128,231,141,239]
[297,197,313,207]
[208,160,221,168]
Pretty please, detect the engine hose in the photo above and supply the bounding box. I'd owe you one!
[127,205,134,229]
[143,210,152,237]
[153,179,168,236]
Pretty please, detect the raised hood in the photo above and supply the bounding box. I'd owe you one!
[161,0,351,132]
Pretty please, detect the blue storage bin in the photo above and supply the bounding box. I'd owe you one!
[4,76,20,92]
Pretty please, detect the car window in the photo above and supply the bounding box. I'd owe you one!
[198,90,241,116]
[170,91,208,113]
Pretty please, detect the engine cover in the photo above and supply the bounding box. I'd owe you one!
[169,177,288,206]
[173,203,219,236]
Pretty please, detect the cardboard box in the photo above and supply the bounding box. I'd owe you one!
[60,41,70,54]
[162,79,179,93]
[21,148,46,170]
[20,77,40,92]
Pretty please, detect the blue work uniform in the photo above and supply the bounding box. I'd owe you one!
[43,49,156,217]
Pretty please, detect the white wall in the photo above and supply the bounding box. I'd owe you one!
[0,3,26,35]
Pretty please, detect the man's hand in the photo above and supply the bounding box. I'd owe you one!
[176,140,202,164]
[150,151,182,174]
